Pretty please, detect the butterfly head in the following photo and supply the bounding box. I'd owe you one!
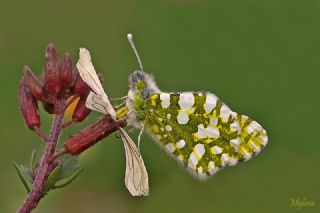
[129,70,159,96]
[126,71,159,124]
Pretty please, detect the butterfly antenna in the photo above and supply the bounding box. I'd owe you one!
[127,33,144,71]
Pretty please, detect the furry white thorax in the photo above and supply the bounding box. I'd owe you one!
[126,70,160,128]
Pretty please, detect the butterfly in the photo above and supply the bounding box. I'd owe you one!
[77,33,268,194]
[126,73,268,179]
[124,34,268,179]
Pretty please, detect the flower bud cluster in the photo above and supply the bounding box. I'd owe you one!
[18,44,96,135]
[18,43,127,157]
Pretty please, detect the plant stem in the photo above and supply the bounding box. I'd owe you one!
[18,100,65,213]
[49,148,68,164]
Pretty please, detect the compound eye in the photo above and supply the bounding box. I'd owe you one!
[142,89,151,99]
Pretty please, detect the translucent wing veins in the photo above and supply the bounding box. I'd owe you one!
[77,48,106,97]
[119,128,149,196]
[76,48,116,119]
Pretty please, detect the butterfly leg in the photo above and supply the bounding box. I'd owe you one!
[109,96,128,101]
[138,122,145,150]
[114,102,126,109]
[111,96,128,109]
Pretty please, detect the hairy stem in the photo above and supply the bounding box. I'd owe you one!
[18,100,65,213]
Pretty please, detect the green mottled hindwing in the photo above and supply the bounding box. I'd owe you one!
[143,92,268,179]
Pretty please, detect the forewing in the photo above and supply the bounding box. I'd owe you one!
[77,48,116,119]
[85,91,110,114]
[144,92,268,180]
[77,48,106,97]
[119,128,149,196]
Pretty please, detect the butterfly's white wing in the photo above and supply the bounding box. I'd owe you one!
[77,48,107,97]
[86,91,115,115]
[77,47,149,196]
[76,48,116,119]
[119,127,149,196]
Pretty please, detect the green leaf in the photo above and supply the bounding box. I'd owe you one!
[30,150,36,170]
[44,154,83,193]
[13,162,30,193]
[58,155,82,180]
[20,165,33,183]
[44,165,62,193]
[53,168,84,189]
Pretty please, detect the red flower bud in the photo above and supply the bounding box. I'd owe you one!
[74,72,90,97]
[18,78,40,130]
[23,65,45,100]
[44,43,61,95]
[61,53,73,92]
[72,96,91,122]
[68,68,78,89]
[64,115,126,155]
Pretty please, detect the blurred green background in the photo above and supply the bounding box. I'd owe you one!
[0,0,319,212]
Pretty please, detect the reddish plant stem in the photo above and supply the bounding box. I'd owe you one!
[49,148,68,164]
[62,119,76,128]
[18,100,65,213]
